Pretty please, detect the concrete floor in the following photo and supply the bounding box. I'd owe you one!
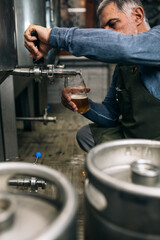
[17,103,91,240]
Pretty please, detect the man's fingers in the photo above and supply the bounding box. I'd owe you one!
[61,97,74,111]
[24,40,38,54]
[29,53,37,59]
[24,40,45,60]
[61,95,78,112]
[24,33,37,42]
[85,87,90,93]
[24,24,37,40]
[24,25,52,60]
[24,24,42,59]
[62,90,71,101]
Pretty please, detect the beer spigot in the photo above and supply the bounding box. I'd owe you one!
[12,65,81,83]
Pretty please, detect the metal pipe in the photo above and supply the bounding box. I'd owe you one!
[16,104,56,125]
[16,116,56,122]
[12,65,81,79]
[50,0,54,24]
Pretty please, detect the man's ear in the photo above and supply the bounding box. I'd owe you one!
[132,6,144,26]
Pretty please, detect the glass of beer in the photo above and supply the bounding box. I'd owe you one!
[64,74,90,114]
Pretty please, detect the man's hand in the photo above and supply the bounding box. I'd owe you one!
[24,24,52,60]
[61,88,78,112]
[61,87,90,112]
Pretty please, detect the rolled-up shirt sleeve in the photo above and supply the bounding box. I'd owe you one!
[49,26,160,66]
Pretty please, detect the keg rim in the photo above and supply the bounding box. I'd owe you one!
[86,139,160,198]
[0,162,78,240]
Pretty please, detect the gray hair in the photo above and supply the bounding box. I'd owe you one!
[97,0,149,27]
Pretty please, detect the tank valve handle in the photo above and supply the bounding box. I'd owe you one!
[34,152,42,165]
[43,105,56,125]
[44,105,50,119]
[31,30,44,65]
[46,105,50,110]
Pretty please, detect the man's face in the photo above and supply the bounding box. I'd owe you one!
[99,2,138,34]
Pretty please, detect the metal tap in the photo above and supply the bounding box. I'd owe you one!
[12,64,81,83]
[8,177,46,190]
[16,105,56,125]
[16,115,56,124]
[8,152,47,192]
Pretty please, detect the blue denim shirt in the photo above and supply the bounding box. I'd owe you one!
[49,26,160,127]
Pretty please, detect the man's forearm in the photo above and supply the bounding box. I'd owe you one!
[82,99,119,127]
[49,26,160,66]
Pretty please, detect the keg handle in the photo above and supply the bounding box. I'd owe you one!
[85,178,107,211]
[0,194,17,232]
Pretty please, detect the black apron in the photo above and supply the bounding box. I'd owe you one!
[90,65,160,145]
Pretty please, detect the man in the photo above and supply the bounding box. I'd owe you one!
[24,0,160,152]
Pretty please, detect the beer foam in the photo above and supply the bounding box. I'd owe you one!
[71,94,87,99]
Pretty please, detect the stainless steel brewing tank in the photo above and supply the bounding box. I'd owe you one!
[14,0,48,115]
[0,0,17,82]
[85,139,160,240]
[0,162,78,240]
[14,0,46,66]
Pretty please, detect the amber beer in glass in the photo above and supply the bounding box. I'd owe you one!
[71,93,90,114]
[64,74,90,114]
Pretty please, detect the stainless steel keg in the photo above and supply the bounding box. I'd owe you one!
[85,139,160,240]
[0,162,78,240]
